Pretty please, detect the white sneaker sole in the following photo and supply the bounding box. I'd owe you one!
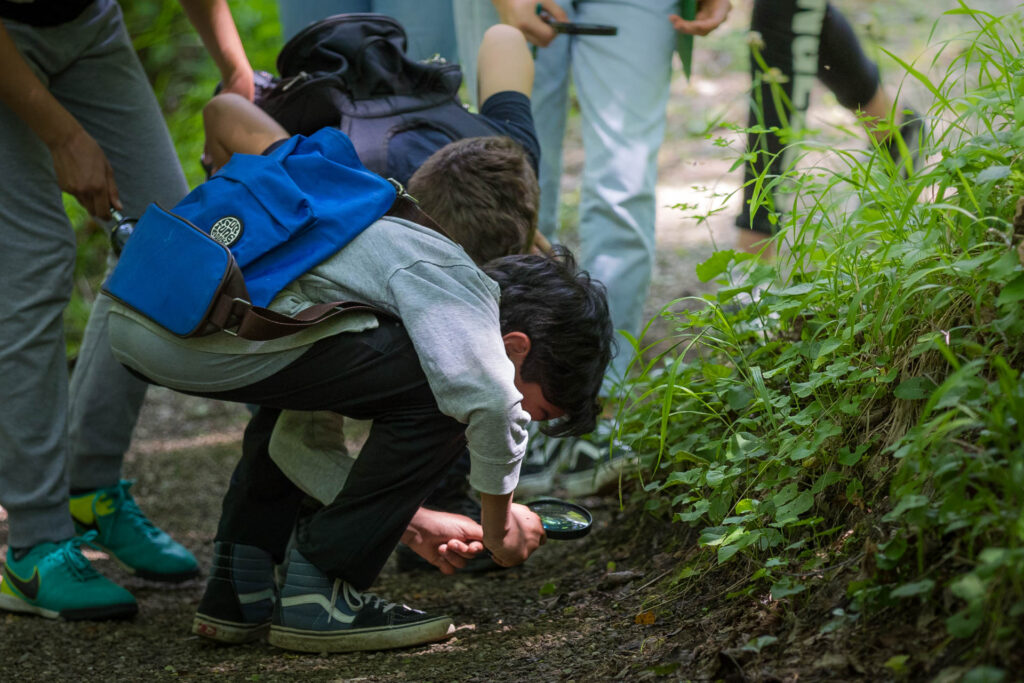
[268,615,454,653]
[193,613,270,644]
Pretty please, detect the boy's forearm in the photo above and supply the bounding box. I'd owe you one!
[476,24,534,104]
[178,0,253,98]
[479,491,514,543]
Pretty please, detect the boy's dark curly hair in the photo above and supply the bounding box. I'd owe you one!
[483,245,614,437]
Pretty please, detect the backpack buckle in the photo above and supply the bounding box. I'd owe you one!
[386,177,419,205]
[222,298,252,336]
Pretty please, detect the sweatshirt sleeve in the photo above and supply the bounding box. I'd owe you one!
[386,261,529,495]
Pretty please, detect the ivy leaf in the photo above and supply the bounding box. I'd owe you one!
[742,635,778,653]
[726,386,754,411]
[883,655,910,673]
[890,579,935,598]
[962,666,1010,683]
[975,165,1011,184]
[882,494,930,522]
[770,579,806,599]
[838,444,868,466]
[894,376,937,400]
[696,250,735,282]
[950,574,987,603]
[774,491,814,525]
[996,273,1024,306]
[776,283,815,297]
[946,605,984,638]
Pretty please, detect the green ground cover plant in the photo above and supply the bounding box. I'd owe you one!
[618,4,1023,676]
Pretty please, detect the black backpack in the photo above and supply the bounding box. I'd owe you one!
[255,13,502,182]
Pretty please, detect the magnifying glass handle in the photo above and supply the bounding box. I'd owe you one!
[109,209,136,255]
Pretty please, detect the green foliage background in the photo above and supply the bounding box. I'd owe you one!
[615,5,1024,676]
[66,0,282,357]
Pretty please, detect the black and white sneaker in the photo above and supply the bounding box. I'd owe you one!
[268,550,454,653]
[193,542,276,644]
[516,421,636,498]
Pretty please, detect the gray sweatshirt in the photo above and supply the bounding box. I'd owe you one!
[107,216,529,495]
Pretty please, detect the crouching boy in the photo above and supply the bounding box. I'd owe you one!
[103,112,612,652]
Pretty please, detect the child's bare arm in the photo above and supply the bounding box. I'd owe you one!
[479,492,546,567]
[477,24,534,106]
[202,93,288,173]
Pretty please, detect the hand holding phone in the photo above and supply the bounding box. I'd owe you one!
[537,8,618,36]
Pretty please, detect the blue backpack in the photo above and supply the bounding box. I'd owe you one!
[102,127,432,339]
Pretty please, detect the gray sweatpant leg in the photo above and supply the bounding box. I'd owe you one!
[0,0,189,548]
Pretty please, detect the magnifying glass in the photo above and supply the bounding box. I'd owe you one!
[527,498,593,540]
[109,208,137,255]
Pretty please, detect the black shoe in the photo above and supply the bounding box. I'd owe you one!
[193,542,276,644]
[269,550,453,653]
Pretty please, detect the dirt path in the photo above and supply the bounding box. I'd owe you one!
[2,2,1019,680]
[0,388,711,682]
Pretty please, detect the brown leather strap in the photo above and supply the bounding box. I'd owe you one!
[232,301,388,341]
[384,192,450,239]
[217,191,432,341]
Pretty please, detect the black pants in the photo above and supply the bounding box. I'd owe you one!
[739,0,881,234]
[193,319,468,590]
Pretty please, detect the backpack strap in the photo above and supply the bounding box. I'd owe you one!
[383,178,449,238]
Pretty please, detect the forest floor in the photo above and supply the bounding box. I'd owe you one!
[1,2,1020,681]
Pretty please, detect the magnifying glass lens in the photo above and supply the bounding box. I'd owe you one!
[527,499,593,539]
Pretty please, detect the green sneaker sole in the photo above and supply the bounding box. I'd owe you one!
[100,546,200,584]
[0,591,137,621]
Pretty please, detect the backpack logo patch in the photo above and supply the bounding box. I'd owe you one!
[210,216,244,246]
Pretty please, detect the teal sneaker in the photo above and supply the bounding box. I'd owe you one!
[269,550,453,653]
[0,532,137,620]
[70,480,199,583]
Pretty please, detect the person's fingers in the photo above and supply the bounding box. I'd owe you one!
[433,545,459,574]
[669,10,728,36]
[522,1,563,47]
[669,16,712,36]
[539,0,568,22]
[445,540,471,556]
[525,22,558,47]
[106,164,122,215]
[87,190,108,222]
[449,539,486,556]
